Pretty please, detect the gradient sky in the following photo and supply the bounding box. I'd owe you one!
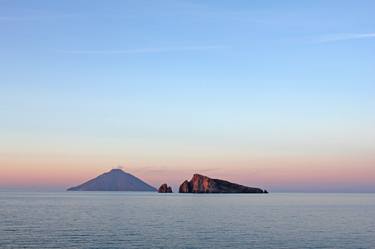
[1,0,374,192]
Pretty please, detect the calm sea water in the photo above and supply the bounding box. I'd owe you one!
[0,192,374,249]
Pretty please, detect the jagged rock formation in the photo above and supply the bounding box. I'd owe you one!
[158,183,173,193]
[67,168,156,191]
[179,180,190,193]
[179,174,267,193]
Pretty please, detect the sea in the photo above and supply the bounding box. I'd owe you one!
[0,192,374,249]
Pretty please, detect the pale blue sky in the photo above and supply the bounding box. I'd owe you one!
[1,0,374,191]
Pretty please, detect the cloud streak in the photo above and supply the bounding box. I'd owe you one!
[58,45,229,55]
[0,13,78,21]
[314,33,375,43]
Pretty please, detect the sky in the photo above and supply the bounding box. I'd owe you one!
[1,0,374,192]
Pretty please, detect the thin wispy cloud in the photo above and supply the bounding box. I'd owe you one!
[199,167,223,173]
[58,45,229,55]
[0,13,78,21]
[314,33,375,43]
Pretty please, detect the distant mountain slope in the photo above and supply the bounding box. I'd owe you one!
[67,169,156,191]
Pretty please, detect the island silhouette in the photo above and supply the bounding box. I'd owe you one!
[67,168,156,191]
[67,168,268,193]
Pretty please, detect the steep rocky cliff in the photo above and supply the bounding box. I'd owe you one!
[179,174,267,193]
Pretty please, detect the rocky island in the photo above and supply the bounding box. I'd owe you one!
[67,168,157,191]
[179,174,267,193]
[66,168,268,193]
[158,183,173,193]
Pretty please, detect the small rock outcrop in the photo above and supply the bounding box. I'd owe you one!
[179,174,267,194]
[158,183,173,193]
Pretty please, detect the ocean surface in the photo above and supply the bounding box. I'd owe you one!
[0,192,374,249]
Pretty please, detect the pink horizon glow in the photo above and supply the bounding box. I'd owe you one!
[1,154,374,192]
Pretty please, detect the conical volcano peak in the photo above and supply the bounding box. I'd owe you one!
[109,168,125,173]
[67,168,156,191]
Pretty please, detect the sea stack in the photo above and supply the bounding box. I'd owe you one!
[179,174,267,193]
[67,168,157,191]
[158,184,173,193]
